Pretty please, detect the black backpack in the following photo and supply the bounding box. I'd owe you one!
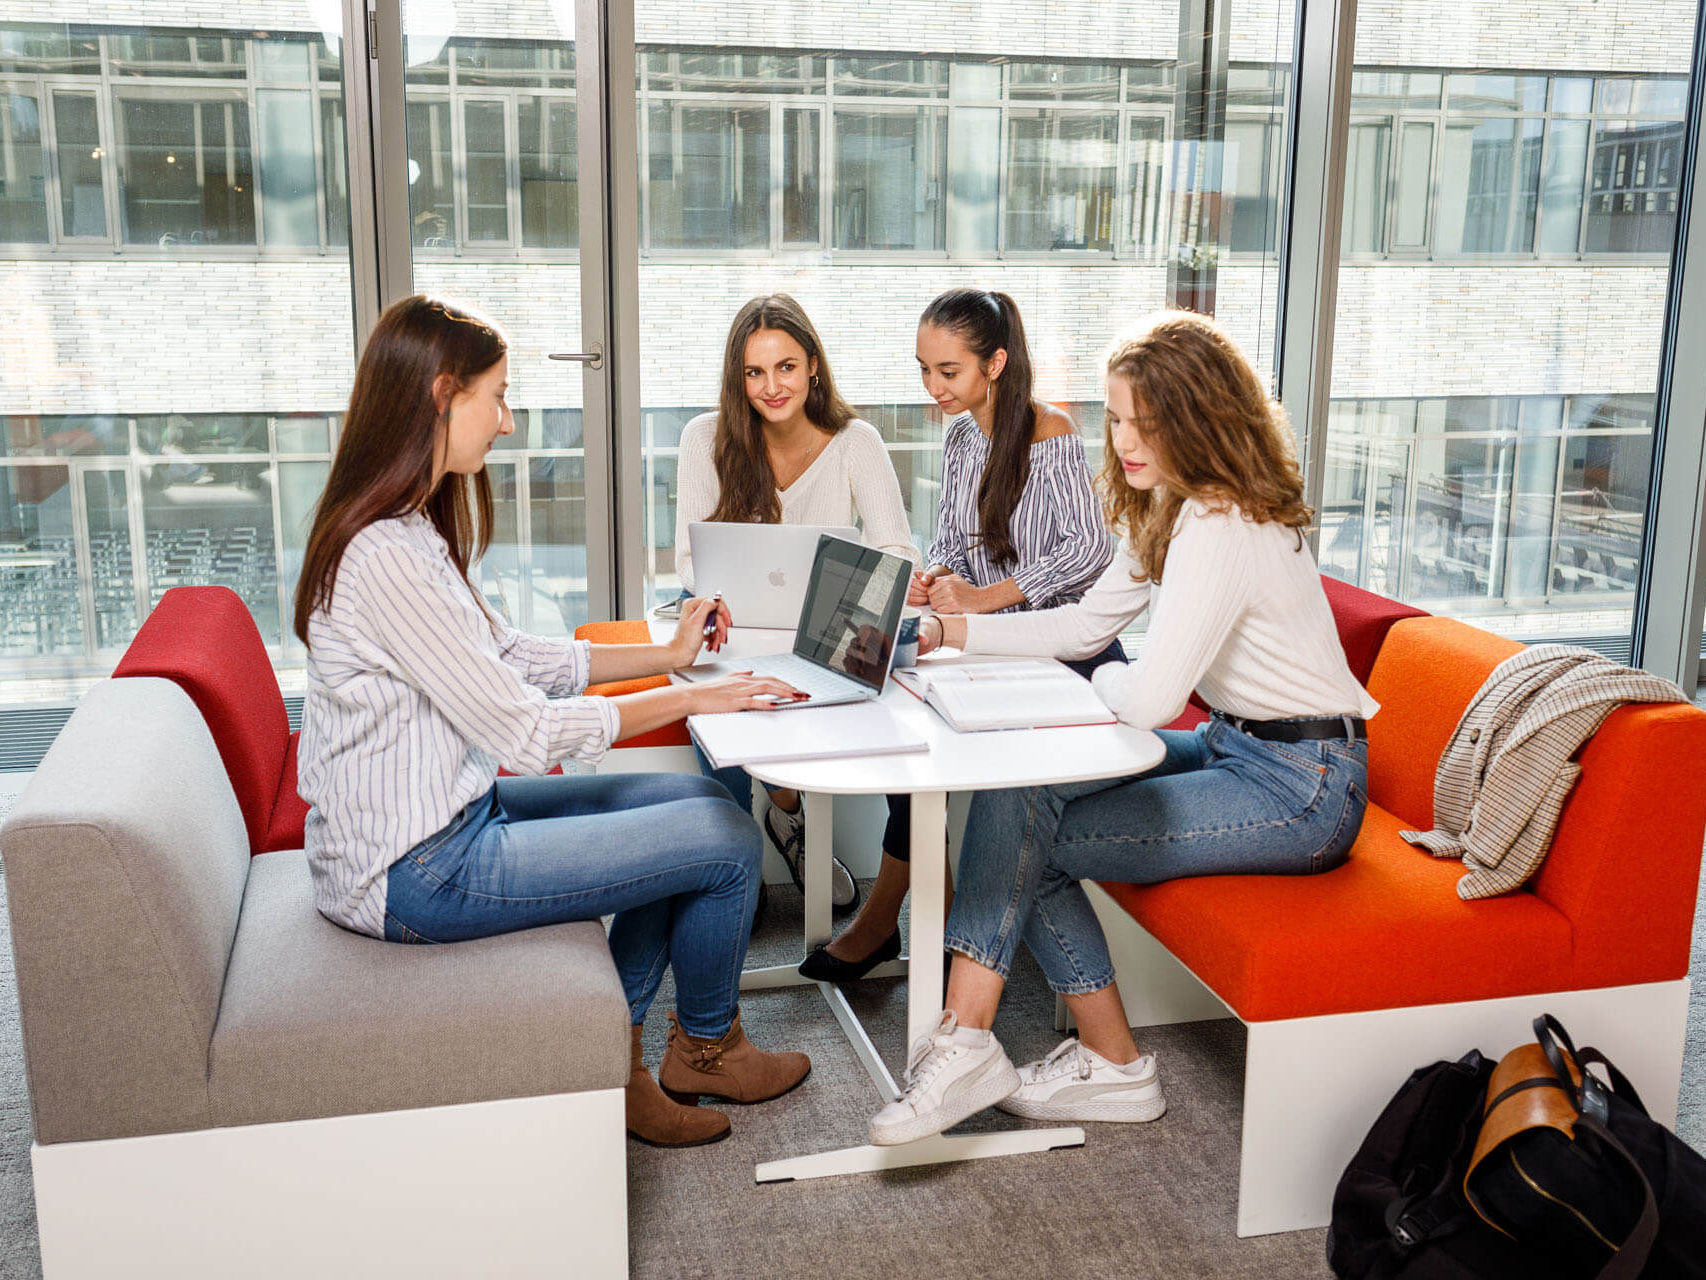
[1327,1015,1706,1280]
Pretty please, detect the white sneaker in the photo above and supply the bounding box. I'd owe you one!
[996,1038,1166,1123]
[868,1011,1020,1146]
[764,801,859,912]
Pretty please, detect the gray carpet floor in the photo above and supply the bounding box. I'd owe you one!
[0,782,1702,1278]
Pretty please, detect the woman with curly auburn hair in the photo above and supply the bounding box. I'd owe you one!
[866,310,1377,1149]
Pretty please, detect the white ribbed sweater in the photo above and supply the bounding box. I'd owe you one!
[962,500,1379,731]
[674,413,920,590]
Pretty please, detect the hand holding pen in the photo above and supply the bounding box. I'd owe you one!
[670,594,731,667]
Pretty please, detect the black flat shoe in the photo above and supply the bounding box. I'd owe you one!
[797,929,902,983]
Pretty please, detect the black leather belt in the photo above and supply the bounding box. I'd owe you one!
[1210,709,1367,743]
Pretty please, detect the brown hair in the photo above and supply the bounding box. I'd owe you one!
[709,294,857,524]
[293,295,506,645]
[1100,311,1311,583]
[919,288,1037,567]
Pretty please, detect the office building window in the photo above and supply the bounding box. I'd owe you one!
[833,107,946,251]
[1344,68,1686,260]
[520,96,577,248]
[0,91,47,242]
[1005,109,1117,252]
[115,94,255,246]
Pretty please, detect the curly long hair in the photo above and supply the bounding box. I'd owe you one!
[1100,311,1311,584]
[710,294,857,525]
[293,295,504,645]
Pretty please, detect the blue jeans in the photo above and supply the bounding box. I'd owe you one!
[945,717,1368,995]
[383,773,762,1038]
[694,746,775,815]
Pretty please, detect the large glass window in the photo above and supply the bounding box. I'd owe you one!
[406,5,596,636]
[633,16,1295,605]
[1325,4,1693,655]
[0,14,353,692]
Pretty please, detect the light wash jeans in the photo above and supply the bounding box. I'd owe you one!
[382,772,761,1038]
[945,717,1369,995]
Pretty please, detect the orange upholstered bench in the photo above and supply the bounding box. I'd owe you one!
[1082,615,1706,1237]
[574,619,693,750]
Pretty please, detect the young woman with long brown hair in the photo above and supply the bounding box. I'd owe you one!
[796,287,1114,983]
[866,310,1376,1147]
[295,295,810,1152]
[674,293,919,912]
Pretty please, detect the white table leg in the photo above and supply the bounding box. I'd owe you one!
[907,789,948,1048]
[803,793,833,950]
[755,1126,1085,1183]
[749,787,1087,1187]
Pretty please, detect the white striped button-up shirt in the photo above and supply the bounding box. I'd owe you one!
[925,413,1112,611]
[299,513,619,936]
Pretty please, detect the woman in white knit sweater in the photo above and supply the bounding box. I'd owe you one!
[674,294,920,910]
[867,311,1378,1148]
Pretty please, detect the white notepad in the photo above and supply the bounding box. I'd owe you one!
[892,659,1116,732]
[688,700,929,769]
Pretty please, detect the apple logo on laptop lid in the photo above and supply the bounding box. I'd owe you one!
[768,568,786,587]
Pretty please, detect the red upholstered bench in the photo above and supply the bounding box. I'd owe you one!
[1081,610,1706,1238]
[114,588,585,856]
[112,586,309,855]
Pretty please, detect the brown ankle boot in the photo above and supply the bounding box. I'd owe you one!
[658,1011,811,1105]
[626,1024,730,1147]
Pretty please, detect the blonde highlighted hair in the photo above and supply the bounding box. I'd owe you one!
[1099,310,1311,584]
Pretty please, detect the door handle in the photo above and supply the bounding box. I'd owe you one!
[548,343,604,370]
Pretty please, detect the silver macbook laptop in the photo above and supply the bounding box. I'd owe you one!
[689,521,861,630]
[679,535,911,709]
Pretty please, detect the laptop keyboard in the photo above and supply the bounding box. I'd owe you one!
[745,652,869,701]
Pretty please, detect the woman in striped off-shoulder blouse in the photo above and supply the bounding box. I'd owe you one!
[797,288,1118,984]
[294,296,812,1151]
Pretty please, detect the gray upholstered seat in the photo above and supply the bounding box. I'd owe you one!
[2,676,628,1146]
[211,851,626,1128]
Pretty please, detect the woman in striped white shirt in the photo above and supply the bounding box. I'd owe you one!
[295,296,810,1151]
[866,311,1375,1147]
[798,288,1115,983]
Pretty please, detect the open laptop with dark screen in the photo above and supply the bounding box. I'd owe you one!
[677,535,910,708]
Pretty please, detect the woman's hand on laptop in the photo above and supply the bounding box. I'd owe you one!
[669,595,732,666]
[686,674,809,714]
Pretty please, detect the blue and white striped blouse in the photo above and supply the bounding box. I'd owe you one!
[924,413,1113,612]
[298,512,618,937]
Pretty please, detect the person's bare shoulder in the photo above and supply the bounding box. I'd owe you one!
[1031,403,1078,443]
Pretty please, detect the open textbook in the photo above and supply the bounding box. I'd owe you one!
[893,659,1117,732]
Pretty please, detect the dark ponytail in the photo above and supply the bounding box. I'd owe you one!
[920,288,1036,566]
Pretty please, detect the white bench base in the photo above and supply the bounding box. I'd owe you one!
[1075,886,1691,1238]
[33,1088,628,1279]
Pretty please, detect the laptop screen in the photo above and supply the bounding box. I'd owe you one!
[792,535,910,693]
